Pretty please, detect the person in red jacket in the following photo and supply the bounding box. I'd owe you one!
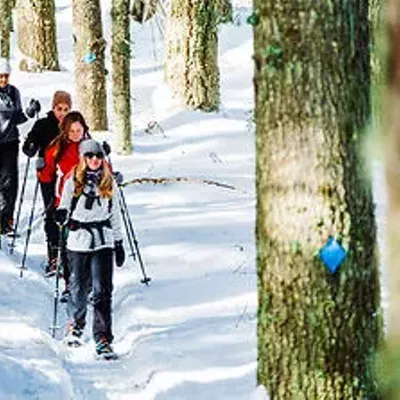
[38,111,90,279]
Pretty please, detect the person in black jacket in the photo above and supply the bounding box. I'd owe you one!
[0,58,28,234]
[22,90,72,274]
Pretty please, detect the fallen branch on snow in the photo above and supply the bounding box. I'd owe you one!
[121,177,239,191]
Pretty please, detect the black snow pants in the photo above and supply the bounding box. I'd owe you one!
[67,248,114,343]
[0,141,19,229]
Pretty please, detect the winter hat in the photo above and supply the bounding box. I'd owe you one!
[52,90,72,108]
[79,139,105,157]
[0,58,11,75]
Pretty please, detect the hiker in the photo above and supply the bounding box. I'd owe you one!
[0,57,28,234]
[54,139,125,359]
[22,91,72,271]
[38,111,90,284]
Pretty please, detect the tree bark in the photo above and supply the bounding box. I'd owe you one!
[0,0,13,59]
[165,0,220,112]
[111,0,132,154]
[15,0,59,71]
[72,0,107,130]
[254,0,382,398]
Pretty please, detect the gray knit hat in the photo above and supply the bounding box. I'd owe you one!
[0,58,11,75]
[79,139,105,157]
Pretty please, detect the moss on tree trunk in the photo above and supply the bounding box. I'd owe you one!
[0,0,12,59]
[254,1,382,398]
[16,0,59,71]
[111,0,132,154]
[165,0,220,112]
[72,0,107,130]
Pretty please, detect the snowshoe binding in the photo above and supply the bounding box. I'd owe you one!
[64,325,84,347]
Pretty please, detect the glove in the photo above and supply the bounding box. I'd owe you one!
[114,240,125,267]
[54,208,68,225]
[113,171,123,185]
[36,157,45,171]
[25,98,41,119]
[23,141,37,157]
[102,141,111,155]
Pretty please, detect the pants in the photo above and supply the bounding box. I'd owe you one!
[67,248,114,343]
[40,181,58,247]
[0,141,18,225]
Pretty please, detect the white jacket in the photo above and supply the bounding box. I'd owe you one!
[59,176,124,252]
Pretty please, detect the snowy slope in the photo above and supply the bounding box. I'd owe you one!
[0,1,258,399]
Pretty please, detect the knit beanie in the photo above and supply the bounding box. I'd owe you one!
[79,139,105,157]
[0,58,11,75]
[52,90,72,108]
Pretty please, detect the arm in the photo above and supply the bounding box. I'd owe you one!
[110,181,124,242]
[37,146,57,183]
[11,87,28,125]
[22,119,42,157]
[58,176,74,217]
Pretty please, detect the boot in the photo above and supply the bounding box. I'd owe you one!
[44,244,58,277]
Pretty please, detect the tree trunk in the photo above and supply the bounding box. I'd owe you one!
[165,0,220,112]
[254,0,382,398]
[111,0,132,154]
[72,0,107,130]
[0,0,13,59]
[15,0,59,71]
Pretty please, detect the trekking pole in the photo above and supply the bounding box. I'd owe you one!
[9,157,31,254]
[104,149,151,285]
[50,224,64,338]
[19,179,40,278]
[117,185,151,285]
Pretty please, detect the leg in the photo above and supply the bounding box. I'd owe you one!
[90,248,114,343]
[67,250,91,330]
[0,142,18,230]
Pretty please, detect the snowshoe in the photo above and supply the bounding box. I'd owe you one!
[95,338,118,360]
[64,325,84,347]
[60,288,70,303]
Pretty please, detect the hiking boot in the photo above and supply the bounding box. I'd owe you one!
[60,288,70,303]
[95,337,117,359]
[0,218,13,235]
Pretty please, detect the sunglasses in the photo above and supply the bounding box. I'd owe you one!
[85,152,104,159]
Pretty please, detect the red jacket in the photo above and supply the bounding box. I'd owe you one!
[38,141,80,206]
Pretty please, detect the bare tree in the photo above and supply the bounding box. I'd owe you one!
[0,0,13,59]
[165,0,220,112]
[111,0,132,154]
[72,0,107,130]
[15,0,59,71]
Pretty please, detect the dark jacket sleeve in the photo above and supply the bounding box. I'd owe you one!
[12,87,28,125]
[22,119,42,156]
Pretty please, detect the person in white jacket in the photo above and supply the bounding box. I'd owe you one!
[55,139,125,358]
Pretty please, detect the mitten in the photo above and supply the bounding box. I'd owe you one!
[102,141,111,155]
[113,171,123,185]
[54,208,68,226]
[23,141,37,157]
[114,240,125,267]
[36,157,46,171]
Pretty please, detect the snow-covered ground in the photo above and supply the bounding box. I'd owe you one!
[0,1,258,399]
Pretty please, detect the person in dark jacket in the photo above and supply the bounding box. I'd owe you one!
[22,91,72,273]
[0,58,28,234]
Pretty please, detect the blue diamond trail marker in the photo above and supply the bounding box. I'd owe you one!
[318,237,347,274]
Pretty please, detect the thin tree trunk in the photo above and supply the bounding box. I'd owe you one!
[72,0,107,130]
[255,0,382,398]
[0,0,13,59]
[15,0,59,71]
[111,0,132,154]
[165,0,220,112]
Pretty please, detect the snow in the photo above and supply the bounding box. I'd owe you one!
[0,1,259,399]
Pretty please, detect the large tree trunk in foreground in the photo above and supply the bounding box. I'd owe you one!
[255,0,382,398]
[72,0,107,130]
[15,0,59,71]
[165,0,220,112]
